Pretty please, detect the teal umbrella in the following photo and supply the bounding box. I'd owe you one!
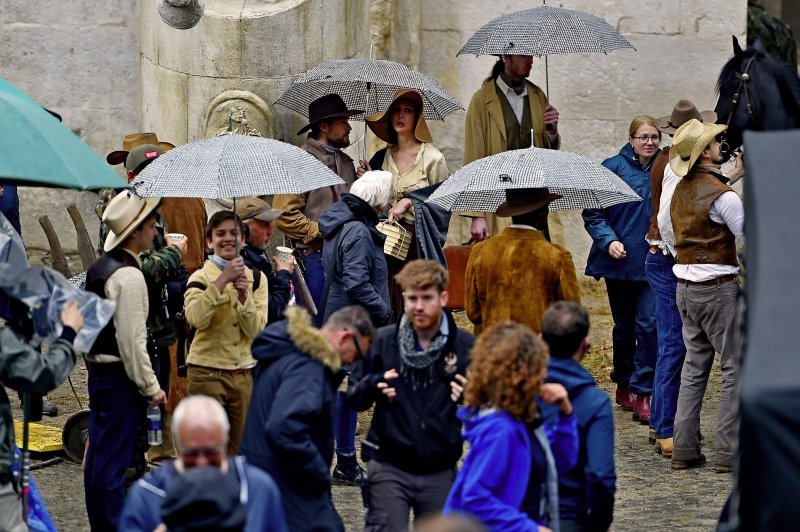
[0,77,127,190]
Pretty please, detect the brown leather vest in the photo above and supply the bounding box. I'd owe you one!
[670,168,738,266]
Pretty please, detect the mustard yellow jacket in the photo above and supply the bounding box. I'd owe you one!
[184,261,268,369]
[446,79,560,246]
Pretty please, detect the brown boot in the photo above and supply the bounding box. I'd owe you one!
[671,454,706,470]
[655,437,673,458]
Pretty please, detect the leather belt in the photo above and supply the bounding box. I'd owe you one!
[188,364,251,375]
[678,274,737,286]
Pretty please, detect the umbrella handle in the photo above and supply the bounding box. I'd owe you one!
[234,198,239,256]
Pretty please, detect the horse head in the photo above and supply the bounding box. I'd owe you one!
[715,36,800,161]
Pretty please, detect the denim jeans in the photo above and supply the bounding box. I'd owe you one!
[645,251,687,438]
[605,279,657,395]
[335,389,358,456]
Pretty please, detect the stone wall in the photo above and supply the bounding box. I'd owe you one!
[4,0,746,265]
[1,0,140,251]
[373,0,747,270]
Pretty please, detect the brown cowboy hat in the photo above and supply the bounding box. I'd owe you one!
[297,94,364,135]
[655,100,717,134]
[669,119,727,177]
[107,133,175,166]
[496,187,562,217]
[365,89,433,144]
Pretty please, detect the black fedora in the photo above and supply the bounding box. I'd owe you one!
[297,94,364,135]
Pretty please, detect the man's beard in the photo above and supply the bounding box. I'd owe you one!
[327,136,350,149]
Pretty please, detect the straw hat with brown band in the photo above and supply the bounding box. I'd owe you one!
[365,89,433,144]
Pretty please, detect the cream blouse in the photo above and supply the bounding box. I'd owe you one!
[381,142,449,222]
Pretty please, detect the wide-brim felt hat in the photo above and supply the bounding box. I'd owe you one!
[236,196,283,222]
[655,100,717,134]
[496,187,563,217]
[103,191,162,252]
[297,94,364,135]
[365,89,433,144]
[158,0,205,30]
[669,119,727,178]
[107,132,175,165]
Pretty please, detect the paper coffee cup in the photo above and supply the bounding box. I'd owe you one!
[166,233,187,244]
[275,246,294,263]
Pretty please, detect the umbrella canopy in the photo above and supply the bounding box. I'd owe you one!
[426,147,641,212]
[275,58,463,122]
[458,6,635,57]
[133,135,345,199]
[0,77,128,190]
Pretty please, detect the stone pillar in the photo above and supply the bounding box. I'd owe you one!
[139,0,371,146]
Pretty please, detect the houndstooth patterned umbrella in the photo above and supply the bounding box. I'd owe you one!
[134,135,344,198]
[426,148,641,212]
[276,58,463,121]
[459,6,635,57]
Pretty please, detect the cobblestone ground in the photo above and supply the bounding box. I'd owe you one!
[18,277,732,531]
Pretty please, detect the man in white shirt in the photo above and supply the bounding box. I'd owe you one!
[445,55,560,246]
[83,191,168,530]
[668,119,743,473]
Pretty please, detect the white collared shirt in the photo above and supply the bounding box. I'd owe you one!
[495,76,527,125]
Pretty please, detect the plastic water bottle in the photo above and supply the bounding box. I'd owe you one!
[147,405,163,446]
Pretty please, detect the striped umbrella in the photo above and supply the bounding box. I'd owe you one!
[276,58,463,122]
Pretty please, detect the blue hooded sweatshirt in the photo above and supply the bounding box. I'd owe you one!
[541,358,616,531]
[582,142,653,281]
[444,407,578,531]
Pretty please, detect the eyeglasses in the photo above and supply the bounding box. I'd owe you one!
[348,330,366,359]
[178,445,224,459]
[631,136,660,144]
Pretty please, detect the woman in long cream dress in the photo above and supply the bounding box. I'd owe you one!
[363,89,449,319]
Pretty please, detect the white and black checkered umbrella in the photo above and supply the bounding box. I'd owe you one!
[275,58,463,121]
[459,6,634,57]
[426,148,641,212]
[134,135,344,198]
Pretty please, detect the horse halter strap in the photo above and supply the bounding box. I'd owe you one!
[725,56,757,128]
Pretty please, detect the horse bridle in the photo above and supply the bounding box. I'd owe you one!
[720,56,757,156]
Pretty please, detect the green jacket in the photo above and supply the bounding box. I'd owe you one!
[96,192,184,346]
[0,325,76,479]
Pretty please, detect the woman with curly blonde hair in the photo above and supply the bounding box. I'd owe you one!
[444,321,578,532]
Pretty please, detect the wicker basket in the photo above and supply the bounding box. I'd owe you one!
[376,220,412,261]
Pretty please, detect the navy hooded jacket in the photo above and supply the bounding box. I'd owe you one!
[582,142,653,281]
[541,357,616,531]
[318,193,391,325]
[239,308,346,531]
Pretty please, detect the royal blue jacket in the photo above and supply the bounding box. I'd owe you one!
[583,143,653,281]
[542,357,616,531]
[444,407,577,531]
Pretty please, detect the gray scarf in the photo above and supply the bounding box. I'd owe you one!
[208,254,230,272]
[396,314,447,391]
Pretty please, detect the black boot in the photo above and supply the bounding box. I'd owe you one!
[332,452,365,486]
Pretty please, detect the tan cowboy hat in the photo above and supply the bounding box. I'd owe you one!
[655,100,717,134]
[107,133,175,166]
[669,119,728,178]
[236,196,283,222]
[366,89,433,144]
[102,191,162,252]
[496,188,563,217]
